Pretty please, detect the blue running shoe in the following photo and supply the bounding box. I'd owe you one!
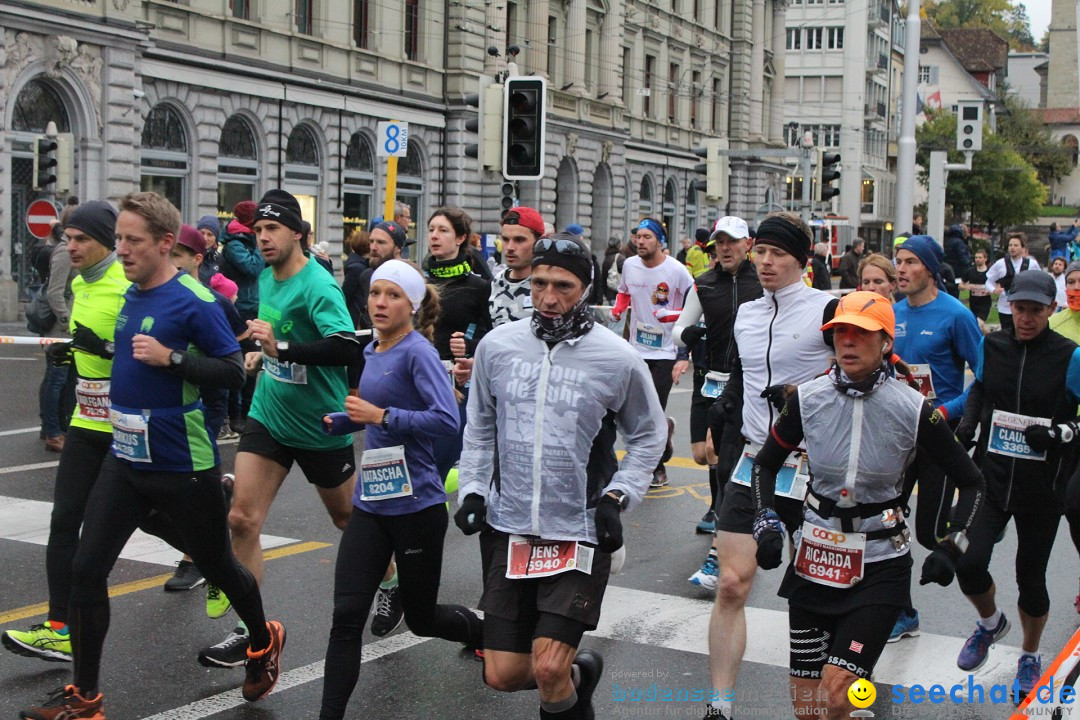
[957,615,1010,671]
[887,608,920,643]
[696,510,717,534]
[1017,655,1042,698]
[689,556,719,591]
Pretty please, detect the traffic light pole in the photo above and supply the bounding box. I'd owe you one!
[926,150,973,246]
[43,122,57,203]
[800,142,813,224]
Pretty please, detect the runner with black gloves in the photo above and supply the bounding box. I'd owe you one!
[953,270,1080,696]
[455,232,667,720]
[751,291,983,720]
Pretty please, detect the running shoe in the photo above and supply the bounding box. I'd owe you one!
[218,423,239,441]
[957,615,1010,671]
[573,649,604,720]
[164,560,205,592]
[696,509,717,534]
[198,626,249,668]
[661,417,676,464]
[650,468,669,488]
[887,608,920,643]
[206,584,232,619]
[702,707,731,720]
[243,621,286,702]
[18,685,104,720]
[370,585,404,637]
[222,473,235,507]
[689,556,719,592]
[1017,654,1042,697]
[2,621,72,662]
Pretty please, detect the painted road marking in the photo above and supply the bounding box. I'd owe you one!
[0,541,330,626]
[0,427,42,437]
[135,586,1021,719]
[0,437,241,475]
[0,494,299,566]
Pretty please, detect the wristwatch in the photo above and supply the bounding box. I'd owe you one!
[942,530,969,554]
[168,351,184,368]
[381,409,391,431]
[275,341,290,357]
[605,490,629,511]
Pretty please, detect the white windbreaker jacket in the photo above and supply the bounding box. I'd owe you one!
[458,319,667,543]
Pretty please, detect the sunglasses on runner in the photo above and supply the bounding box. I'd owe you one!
[534,237,588,257]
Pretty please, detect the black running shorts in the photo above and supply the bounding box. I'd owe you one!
[715,481,802,536]
[788,603,899,679]
[237,417,355,489]
[478,527,611,653]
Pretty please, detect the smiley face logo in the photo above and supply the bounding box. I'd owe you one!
[848,678,876,709]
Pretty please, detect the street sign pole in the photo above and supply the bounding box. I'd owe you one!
[376,121,409,224]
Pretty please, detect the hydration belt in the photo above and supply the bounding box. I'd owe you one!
[805,486,907,539]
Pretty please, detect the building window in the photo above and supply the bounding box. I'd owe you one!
[12,78,72,133]
[343,132,375,244]
[639,175,654,218]
[805,27,823,50]
[405,0,420,60]
[230,0,249,19]
[217,115,260,216]
[786,28,801,51]
[396,140,425,255]
[663,179,678,242]
[1064,135,1080,167]
[353,0,369,48]
[295,0,313,34]
[712,77,722,132]
[506,0,518,48]
[668,62,679,123]
[140,104,189,215]
[691,70,701,129]
[861,176,876,214]
[585,29,595,91]
[547,16,558,79]
[827,27,843,49]
[918,65,931,84]
[644,54,655,118]
[822,124,841,146]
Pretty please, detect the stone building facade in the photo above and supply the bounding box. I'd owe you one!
[1,0,786,310]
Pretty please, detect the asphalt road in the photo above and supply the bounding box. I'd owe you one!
[0,338,1077,720]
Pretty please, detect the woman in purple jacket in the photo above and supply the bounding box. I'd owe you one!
[319,259,482,719]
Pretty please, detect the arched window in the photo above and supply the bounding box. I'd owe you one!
[639,175,654,218]
[283,124,321,240]
[218,115,260,216]
[140,104,190,214]
[685,182,700,237]
[13,79,71,133]
[663,178,678,242]
[1064,135,1079,168]
[343,132,376,239]
[396,139,425,252]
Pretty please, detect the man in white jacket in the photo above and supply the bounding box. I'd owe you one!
[456,232,667,720]
[703,212,838,720]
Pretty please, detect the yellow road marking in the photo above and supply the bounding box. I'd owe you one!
[0,541,330,626]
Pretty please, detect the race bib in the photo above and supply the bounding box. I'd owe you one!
[110,410,151,463]
[700,371,730,399]
[904,364,936,399]
[505,536,595,579]
[634,321,663,349]
[987,409,1051,461]
[794,521,866,588]
[263,355,308,385]
[522,295,534,309]
[75,377,111,422]
[730,444,810,501]
[359,445,413,501]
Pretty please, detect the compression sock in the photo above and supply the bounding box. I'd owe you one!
[539,690,580,719]
[978,610,1002,630]
[380,569,399,590]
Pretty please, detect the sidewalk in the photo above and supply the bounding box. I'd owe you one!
[0,322,32,337]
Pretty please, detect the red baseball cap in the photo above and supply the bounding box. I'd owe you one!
[176,224,205,255]
[503,206,546,237]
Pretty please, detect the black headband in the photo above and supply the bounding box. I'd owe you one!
[755,217,810,266]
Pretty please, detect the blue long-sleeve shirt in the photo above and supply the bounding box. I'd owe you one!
[1050,225,1079,259]
[894,291,983,419]
[327,331,459,516]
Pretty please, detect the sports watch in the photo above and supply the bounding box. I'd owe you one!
[605,490,629,511]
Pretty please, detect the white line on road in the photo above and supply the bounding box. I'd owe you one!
[136,586,1024,719]
[0,357,37,361]
[0,426,42,437]
[0,461,59,475]
[0,494,298,566]
[139,630,435,720]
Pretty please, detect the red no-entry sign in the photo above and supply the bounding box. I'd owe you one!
[26,199,59,240]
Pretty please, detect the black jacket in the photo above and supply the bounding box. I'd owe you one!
[694,259,763,372]
[341,253,370,328]
[425,267,493,360]
[811,254,832,292]
[838,250,861,289]
[963,327,1080,512]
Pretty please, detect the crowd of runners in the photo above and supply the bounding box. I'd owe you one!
[5,189,1080,720]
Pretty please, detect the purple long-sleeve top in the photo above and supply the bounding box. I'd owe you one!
[328,331,459,515]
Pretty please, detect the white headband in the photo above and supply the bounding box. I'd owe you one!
[370,259,427,312]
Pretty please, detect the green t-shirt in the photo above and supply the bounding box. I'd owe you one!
[69,261,131,433]
[249,258,354,450]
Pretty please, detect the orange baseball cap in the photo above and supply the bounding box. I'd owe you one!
[821,291,896,338]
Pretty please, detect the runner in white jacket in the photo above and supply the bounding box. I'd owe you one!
[456,232,666,720]
[703,212,838,720]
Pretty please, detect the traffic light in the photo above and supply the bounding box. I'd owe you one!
[55,133,74,193]
[956,101,983,152]
[500,181,516,211]
[503,76,547,180]
[33,136,59,191]
[465,82,503,172]
[692,138,729,202]
[814,149,841,203]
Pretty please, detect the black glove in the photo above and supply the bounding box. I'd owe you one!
[679,325,706,348]
[955,424,976,450]
[72,322,113,359]
[594,495,624,553]
[454,493,487,535]
[752,508,786,570]
[1023,423,1079,453]
[707,396,736,430]
[919,540,963,587]
[760,385,793,413]
[46,341,73,367]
